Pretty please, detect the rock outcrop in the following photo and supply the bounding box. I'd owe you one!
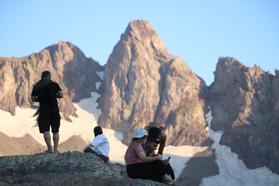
[0,152,165,186]
[0,41,103,119]
[98,20,209,146]
[209,57,279,174]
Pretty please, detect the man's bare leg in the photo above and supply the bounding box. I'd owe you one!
[158,132,167,155]
[53,132,59,153]
[43,132,52,152]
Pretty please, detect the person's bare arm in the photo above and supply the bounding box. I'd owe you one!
[56,90,63,98]
[138,152,162,162]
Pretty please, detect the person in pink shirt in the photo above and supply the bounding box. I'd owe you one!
[124,128,174,184]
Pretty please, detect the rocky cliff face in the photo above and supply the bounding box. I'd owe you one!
[98,20,209,146]
[209,57,279,174]
[0,41,103,119]
[0,152,165,186]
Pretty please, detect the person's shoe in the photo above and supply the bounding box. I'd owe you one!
[163,175,176,185]
[53,150,60,154]
[44,150,53,153]
[162,180,173,185]
[163,180,178,186]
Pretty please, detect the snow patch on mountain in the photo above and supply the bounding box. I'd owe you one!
[97,71,104,80]
[201,110,279,186]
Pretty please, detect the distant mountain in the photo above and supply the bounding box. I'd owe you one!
[209,57,279,174]
[98,20,210,146]
[0,132,87,156]
[0,41,104,119]
[0,131,44,155]
[59,135,88,152]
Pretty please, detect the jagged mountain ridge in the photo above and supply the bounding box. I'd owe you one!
[0,41,104,119]
[209,57,279,174]
[98,20,210,146]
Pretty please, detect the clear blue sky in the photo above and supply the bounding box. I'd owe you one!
[1,0,278,85]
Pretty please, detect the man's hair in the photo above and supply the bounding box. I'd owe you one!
[94,126,103,137]
[41,71,51,79]
[147,127,161,141]
[147,137,160,144]
[148,121,160,128]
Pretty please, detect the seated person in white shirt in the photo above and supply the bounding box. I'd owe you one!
[84,126,110,162]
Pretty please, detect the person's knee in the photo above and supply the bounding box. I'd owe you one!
[152,160,165,167]
[160,132,167,142]
[53,133,59,140]
[44,131,51,136]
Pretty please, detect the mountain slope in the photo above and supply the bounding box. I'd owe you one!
[0,132,44,155]
[209,57,279,174]
[98,20,209,145]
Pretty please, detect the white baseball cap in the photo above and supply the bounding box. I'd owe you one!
[133,128,148,139]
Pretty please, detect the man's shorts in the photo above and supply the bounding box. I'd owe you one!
[38,113,60,133]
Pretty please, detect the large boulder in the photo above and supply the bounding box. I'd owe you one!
[0,152,165,186]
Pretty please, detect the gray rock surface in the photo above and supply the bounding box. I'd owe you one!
[0,152,165,186]
[98,20,209,146]
[0,41,103,119]
[209,57,279,174]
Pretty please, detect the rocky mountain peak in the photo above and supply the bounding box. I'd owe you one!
[214,57,246,81]
[43,41,87,65]
[217,56,245,67]
[98,21,210,146]
[210,57,279,173]
[211,57,248,94]
[121,20,168,55]
[125,20,156,37]
[216,57,267,78]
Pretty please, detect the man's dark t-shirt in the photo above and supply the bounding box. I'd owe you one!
[31,78,61,115]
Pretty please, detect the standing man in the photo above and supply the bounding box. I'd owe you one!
[31,71,63,153]
[145,121,167,155]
